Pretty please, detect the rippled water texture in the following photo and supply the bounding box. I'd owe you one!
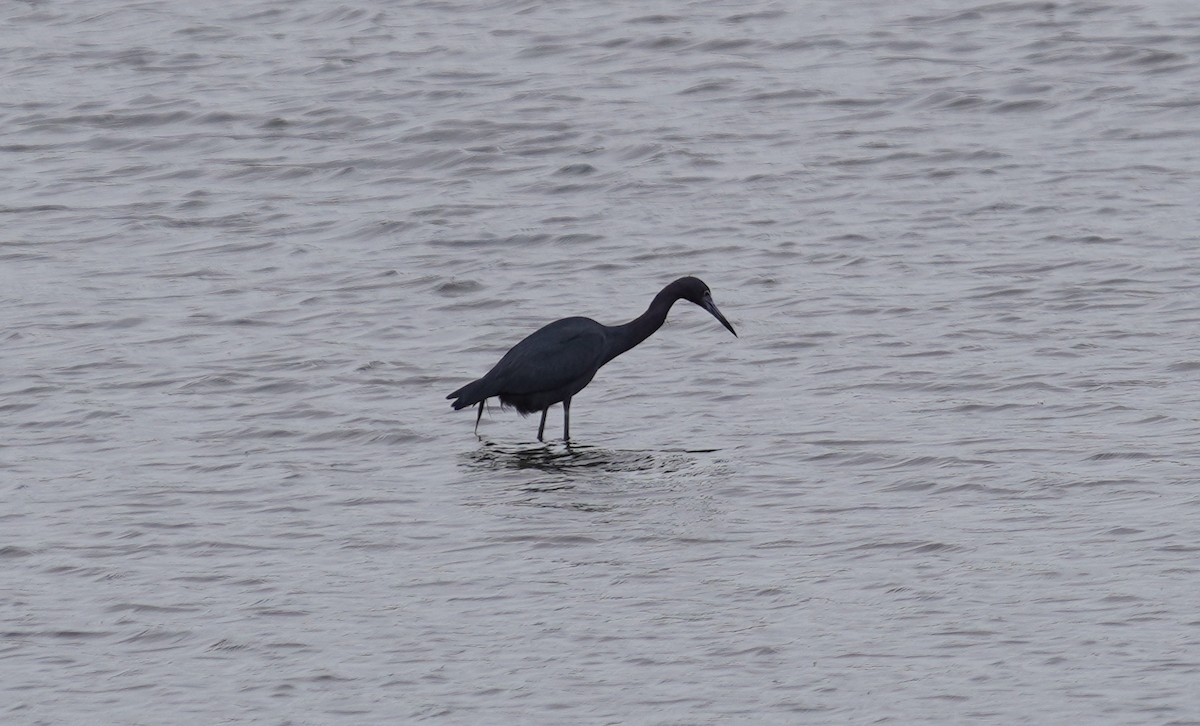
[4,0,1200,722]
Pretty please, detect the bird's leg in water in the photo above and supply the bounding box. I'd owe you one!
[474,401,486,434]
[537,408,548,442]
[562,397,571,441]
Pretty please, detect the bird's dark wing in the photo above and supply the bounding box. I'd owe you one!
[487,317,608,395]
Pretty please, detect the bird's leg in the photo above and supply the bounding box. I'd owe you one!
[537,408,548,442]
[562,397,571,442]
[474,401,485,435]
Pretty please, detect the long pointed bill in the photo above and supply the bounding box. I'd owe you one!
[701,294,738,337]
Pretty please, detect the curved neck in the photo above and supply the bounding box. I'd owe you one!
[603,287,679,364]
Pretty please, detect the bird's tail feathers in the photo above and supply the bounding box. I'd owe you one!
[446,378,494,410]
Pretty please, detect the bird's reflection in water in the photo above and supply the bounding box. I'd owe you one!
[465,439,692,475]
[460,440,713,510]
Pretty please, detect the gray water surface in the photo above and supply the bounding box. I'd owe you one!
[4,0,1200,723]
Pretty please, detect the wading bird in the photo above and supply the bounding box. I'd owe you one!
[447,276,737,441]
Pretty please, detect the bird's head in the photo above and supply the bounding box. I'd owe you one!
[672,276,737,337]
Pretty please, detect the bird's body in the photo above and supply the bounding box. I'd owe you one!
[451,317,607,415]
[447,276,736,441]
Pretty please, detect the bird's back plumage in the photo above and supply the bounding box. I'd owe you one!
[446,317,607,414]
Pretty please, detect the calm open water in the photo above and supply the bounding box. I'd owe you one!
[3,1,1200,723]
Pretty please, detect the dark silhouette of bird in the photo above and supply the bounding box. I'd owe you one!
[447,276,737,441]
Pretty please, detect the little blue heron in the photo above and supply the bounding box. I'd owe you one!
[446,276,737,441]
